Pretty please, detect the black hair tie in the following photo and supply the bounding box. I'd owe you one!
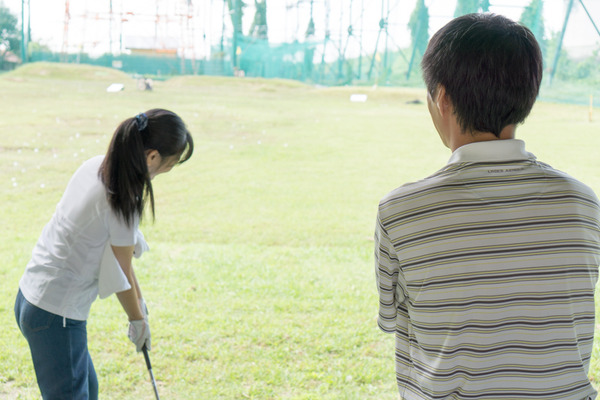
[135,113,148,131]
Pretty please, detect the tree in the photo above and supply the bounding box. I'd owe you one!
[0,4,20,67]
[408,0,429,58]
[545,30,571,80]
[573,49,600,82]
[226,0,246,68]
[227,0,246,36]
[519,0,546,58]
[248,0,268,40]
[454,0,490,17]
[454,0,479,17]
[406,0,429,80]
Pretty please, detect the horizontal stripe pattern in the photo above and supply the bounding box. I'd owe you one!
[375,154,600,399]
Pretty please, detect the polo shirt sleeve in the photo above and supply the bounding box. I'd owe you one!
[106,209,138,247]
[374,212,405,333]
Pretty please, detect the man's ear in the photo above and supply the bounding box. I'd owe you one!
[435,85,451,117]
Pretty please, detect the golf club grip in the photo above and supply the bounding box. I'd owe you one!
[142,344,152,370]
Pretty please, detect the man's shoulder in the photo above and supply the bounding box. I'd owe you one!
[378,159,600,216]
[536,161,598,198]
[378,167,450,209]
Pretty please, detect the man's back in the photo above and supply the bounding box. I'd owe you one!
[375,140,600,399]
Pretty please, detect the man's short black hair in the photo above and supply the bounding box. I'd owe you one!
[421,13,543,137]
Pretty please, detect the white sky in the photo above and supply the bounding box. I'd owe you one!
[1,0,599,60]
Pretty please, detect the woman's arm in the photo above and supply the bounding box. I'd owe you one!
[112,245,144,321]
[131,264,143,301]
[131,264,148,317]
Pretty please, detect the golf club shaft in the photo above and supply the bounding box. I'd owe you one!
[142,345,160,400]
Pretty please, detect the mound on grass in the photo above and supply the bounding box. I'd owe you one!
[165,74,427,105]
[4,62,132,82]
[165,75,309,90]
[3,62,429,105]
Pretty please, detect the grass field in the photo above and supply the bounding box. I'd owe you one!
[1,62,600,399]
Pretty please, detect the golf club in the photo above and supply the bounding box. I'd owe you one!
[142,344,160,400]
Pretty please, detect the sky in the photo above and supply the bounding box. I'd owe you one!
[1,0,599,60]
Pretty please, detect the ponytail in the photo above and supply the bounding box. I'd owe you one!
[99,109,193,227]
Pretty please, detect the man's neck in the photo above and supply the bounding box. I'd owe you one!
[449,125,516,152]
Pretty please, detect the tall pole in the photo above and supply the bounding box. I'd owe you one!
[20,0,26,63]
[549,0,574,84]
[221,0,225,54]
[180,4,186,74]
[304,0,315,81]
[337,0,344,81]
[62,0,70,62]
[340,0,355,82]
[109,0,113,56]
[119,5,123,53]
[155,0,159,50]
[579,0,600,38]
[367,0,385,80]
[27,0,30,49]
[357,0,364,79]
[232,0,238,70]
[220,0,226,73]
[188,0,196,74]
[383,0,389,77]
[320,0,331,83]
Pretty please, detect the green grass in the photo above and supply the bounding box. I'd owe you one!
[1,62,600,399]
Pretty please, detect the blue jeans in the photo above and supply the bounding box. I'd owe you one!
[14,289,98,400]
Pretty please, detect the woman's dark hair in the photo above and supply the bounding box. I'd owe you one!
[99,108,193,227]
[421,13,543,137]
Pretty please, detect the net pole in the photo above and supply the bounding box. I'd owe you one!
[549,0,575,84]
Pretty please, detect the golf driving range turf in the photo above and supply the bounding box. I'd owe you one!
[1,63,600,399]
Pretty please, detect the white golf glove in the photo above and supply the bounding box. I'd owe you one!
[128,319,151,352]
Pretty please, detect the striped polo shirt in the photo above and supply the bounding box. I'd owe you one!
[375,139,600,400]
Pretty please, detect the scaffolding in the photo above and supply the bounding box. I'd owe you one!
[59,1,198,64]
[550,0,600,83]
[17,0,600,86]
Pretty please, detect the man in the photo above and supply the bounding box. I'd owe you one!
[374,13,600,400]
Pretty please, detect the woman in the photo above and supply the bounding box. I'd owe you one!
[14,108,193,399]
